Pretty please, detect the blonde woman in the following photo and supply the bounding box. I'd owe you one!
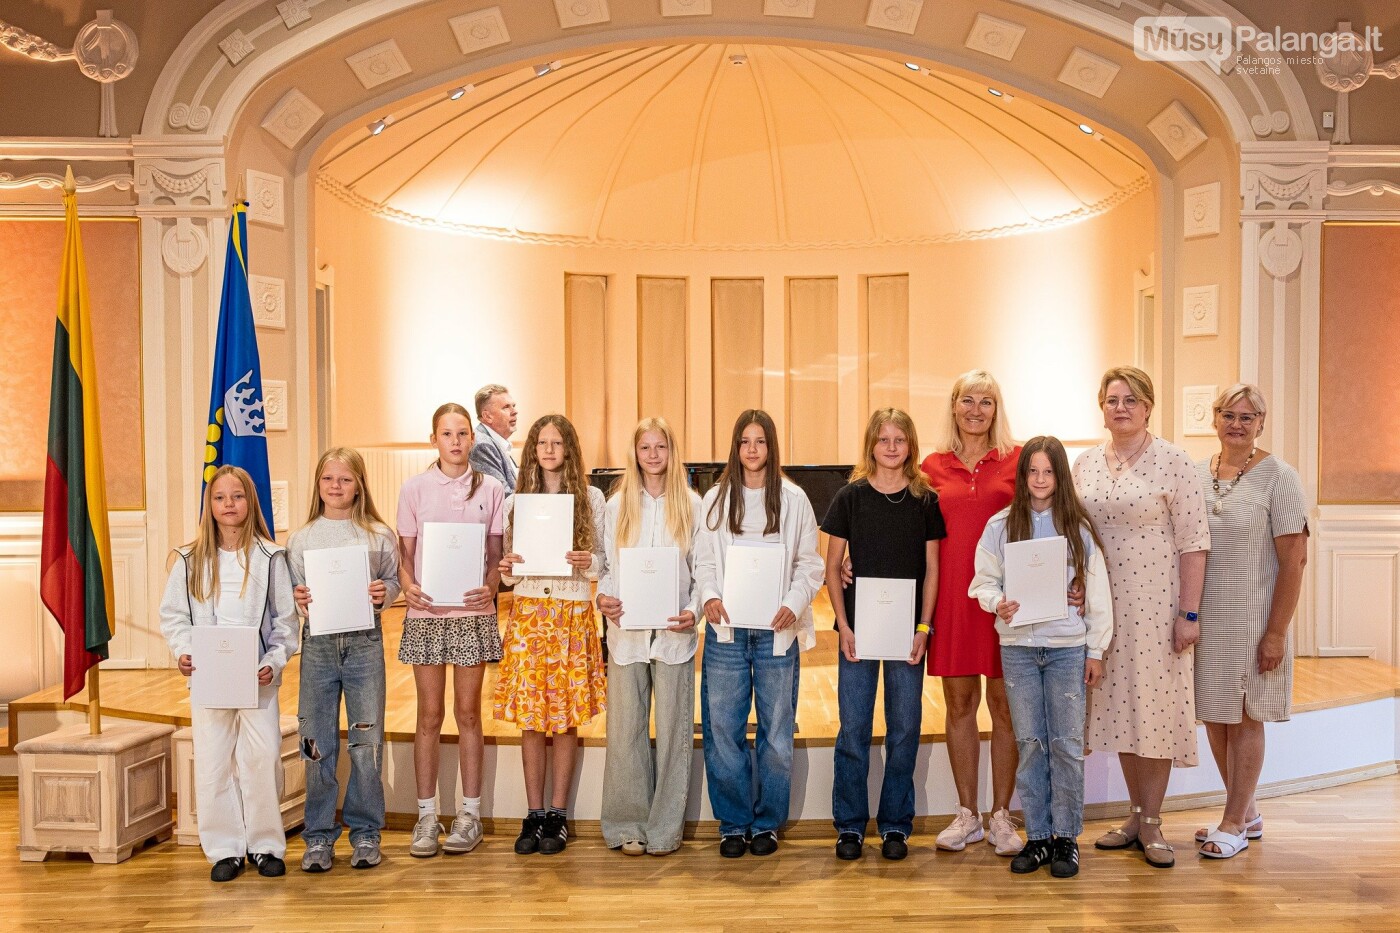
[823,409,944,861]
[596,418,703,856]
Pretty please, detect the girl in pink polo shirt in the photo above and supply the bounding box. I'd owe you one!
[396,402,506,859]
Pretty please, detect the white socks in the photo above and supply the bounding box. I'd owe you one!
[417,798,437,819]
[462,796,481,818]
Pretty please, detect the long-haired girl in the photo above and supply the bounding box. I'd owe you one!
[693,409,824,858]
[822,409,946,861]
[596,417,702,856]
[969,436,1113,878]
[288,447,400,872]
[158,465,298,882]
[397,403,506,859]
[495,413,607,856]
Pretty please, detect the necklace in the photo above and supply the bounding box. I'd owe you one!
[1110,433,1151,472]
[1211,447,1256,514]
[871,479,908,504]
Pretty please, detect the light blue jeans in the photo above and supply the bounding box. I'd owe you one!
[1001,644,1087,840]
[832,654,924,838]
[700,625,800,837]
[298,624,387,846]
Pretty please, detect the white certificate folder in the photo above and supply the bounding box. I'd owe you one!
[721,542,785,629]
[512,494,574,577]
[304,545,374,635]
[854,577,916,661]
[191,625,259,709]
[618,547,680,630]
[421,522,485,606]
[1004,535,1069,626]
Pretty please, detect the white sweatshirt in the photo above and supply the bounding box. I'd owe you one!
[968,506,1113,659]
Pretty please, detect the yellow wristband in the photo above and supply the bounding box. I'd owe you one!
[915,623,931,634]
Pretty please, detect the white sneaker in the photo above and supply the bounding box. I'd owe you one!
[987,808,1023,856]
[444,810,483,854]
[936,807,985,851]
[410,814,442,858]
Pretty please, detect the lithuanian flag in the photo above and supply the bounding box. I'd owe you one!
[39,169,114,700]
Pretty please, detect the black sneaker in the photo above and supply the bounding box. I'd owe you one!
[719,834,749,858]
[749,831,778,857]
[515,815,543,855]
[1051,837,1080,878]
[835,832,863,860]
[537,811,569,855]
[881,832,909,861]
[248,852,286,877]
[1010,838,1053,874]
[210,856,244,882]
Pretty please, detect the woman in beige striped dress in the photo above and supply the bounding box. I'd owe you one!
[1193,384,1309,860]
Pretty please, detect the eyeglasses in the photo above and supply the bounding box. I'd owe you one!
[1102,396,1141,410]
[1216,411,1260,426]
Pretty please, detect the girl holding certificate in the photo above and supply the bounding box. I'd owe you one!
[396,403,506,860]
[287,448,400,872]
[496,414,607,856]
[694,410,824,858]
[822,409,945,861]
[596,417,702,856]
[969,436,1112,878]
[158,465,298,883]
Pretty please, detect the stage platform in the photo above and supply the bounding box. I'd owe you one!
[9,594,1400,829]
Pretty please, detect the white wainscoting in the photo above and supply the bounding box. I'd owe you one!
[0,512,152,709]
[359,447,438,525]
[1314,505,1400,663]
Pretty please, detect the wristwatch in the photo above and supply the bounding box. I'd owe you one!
[1178,610,1199,622]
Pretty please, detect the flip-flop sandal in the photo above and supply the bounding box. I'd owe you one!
[1195,814,1263,843]
[1199,828,1249,859]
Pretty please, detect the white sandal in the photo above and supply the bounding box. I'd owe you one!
[1195,813,1263,844]
[1199,828,1249,859]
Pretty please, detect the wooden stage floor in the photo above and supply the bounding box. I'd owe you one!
[10,594,1400,749]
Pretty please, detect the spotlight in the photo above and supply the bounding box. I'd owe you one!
[988,87,1004,97]
[904,61,920,71]
[449,86,468,100]
[368,118,386,135]
[533,62,553,77]
[729,53,747,66]
[1078,123,1095,135]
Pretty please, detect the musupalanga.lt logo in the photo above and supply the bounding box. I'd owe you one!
[1133,16,1383,73]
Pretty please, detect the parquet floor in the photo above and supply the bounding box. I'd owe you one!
[2,774,1399,931]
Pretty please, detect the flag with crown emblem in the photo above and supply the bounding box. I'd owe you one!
[202,200,275,534]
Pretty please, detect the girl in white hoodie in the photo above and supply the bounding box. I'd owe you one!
[969,436,1112,880]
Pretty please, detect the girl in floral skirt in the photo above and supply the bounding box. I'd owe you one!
[495,414,607,856]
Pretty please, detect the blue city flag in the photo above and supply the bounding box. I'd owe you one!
[202,201,275,535]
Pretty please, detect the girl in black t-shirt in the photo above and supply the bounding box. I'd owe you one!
[821,408,946,861]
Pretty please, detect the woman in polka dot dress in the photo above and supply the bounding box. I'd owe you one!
[1072,366,1209,869]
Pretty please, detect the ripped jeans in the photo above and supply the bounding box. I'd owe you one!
[298,624,387,846]
[1001,645,1087,840]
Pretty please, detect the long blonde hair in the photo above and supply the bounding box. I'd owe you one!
[937,369,1016,457]
[303,447,393,545]
[515,414,596,552]
[187,465,272,603]
[612,418,694,557]
[850,408,934,499]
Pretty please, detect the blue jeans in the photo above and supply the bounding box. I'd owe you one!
[832,654,924,838]
[1001,645,1087,840]
[700,625,800,837]
[298,624,387,846]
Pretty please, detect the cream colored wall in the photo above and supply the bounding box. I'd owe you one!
[316,185,1158,469]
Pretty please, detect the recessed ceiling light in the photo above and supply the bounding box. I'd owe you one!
[1078,123,1095,134]
[368,119,386,135]
[729,53,747,65]
[988,88,1004,97]
[449,87,467,100]
[904,61,921,71]
[533,62,552,77]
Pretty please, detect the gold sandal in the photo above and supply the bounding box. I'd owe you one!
[1095,805,1142,850]
[1137,814,1175,868]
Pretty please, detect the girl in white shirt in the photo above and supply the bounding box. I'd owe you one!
[596,417,702,856]
[693,410,824,858]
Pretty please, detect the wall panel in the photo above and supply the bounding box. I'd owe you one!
[710,279,764,460]
[786,278,839,464]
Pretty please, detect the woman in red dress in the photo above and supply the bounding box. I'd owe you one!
[921,370,1023,856]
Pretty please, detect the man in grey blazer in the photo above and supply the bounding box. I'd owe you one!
[470,383,518,494]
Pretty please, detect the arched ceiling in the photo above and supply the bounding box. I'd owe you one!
[317,43,1151,250]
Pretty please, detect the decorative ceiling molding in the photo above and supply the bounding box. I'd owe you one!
[764,0,816,19]
[0,171,134,193]
[345,39,411,90]
[865,0,923,35]
[964,13,1025,62]
[316,172,1150,251]
[1183,181,1221,237]
[661,0,712,16]
[0,12,138,137]
[449,7,511,55]
[276,0,312,30]
[1148,100,1208,161]
[1327,179,1400,198]
[219,29,255,66]
[1058,47,1119,99]
[261,87,323,149]
[554,0,610,30]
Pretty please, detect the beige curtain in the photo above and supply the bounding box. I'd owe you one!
[787,277,839,464]
[866,274,910,414]
[637,277,688,449]
[710,278,765,459]
[564,273,608,469]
